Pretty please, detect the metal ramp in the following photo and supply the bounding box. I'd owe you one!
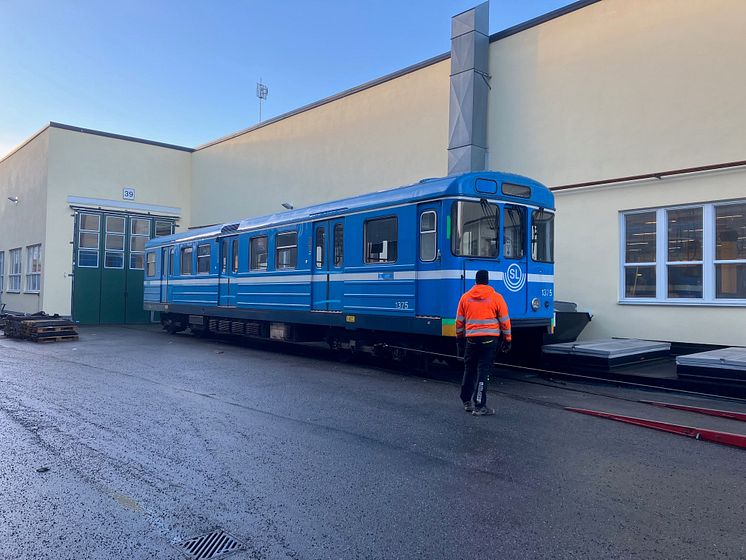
[543,338,671,368]
[677,347,746,384]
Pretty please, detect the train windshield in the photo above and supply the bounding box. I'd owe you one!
[531,210,554,263]
[451,201,499,258]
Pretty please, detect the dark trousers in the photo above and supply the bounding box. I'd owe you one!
[460,337,498,408]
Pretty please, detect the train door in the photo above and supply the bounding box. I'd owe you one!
[159,247,170,303]
[415,202,442,316]
[502,204,528,314]
[311,218,344,312]
[218,236,238,307]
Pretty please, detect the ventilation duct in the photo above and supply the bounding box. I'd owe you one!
[448,2,489,175]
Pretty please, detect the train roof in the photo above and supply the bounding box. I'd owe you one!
[149,171,553,245]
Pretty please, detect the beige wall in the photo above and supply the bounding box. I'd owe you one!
[487,0,746,186]
[0,129,49,314]
[555,168,746,346]
[485,0,746,345]
[191,59,450,226]
[44,127,192,315]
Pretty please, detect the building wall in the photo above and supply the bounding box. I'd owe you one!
[555,169,746,346]
[44,127,192,315]
[487,0,746,185]
[485,0,746,345]
[0,129,49,314]
[190,59,450,226]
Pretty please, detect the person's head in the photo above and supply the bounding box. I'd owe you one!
[475,269,489,285]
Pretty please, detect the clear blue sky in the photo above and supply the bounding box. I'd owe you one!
[0,0,573,156]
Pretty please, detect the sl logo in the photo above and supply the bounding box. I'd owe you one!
[504,263,526,292]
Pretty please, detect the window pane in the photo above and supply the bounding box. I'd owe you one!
[250,237,268,271]
[131,236,146,252]
[365,217,398,263]
[502,183,531,198]
[80,214,100,231]
[625,212,656,263]
[475,178,497,194]
[716,263,746,299]
[78,250,99,268]
[668,208,702,262]
[105,252,124,269]
[276,232,297,270]
[232,239,238,272]
[146,252,156,276]
[181,247,193,274]
[197,244,210,273]
[333,224,344,267]
[667,264,702,298]
[451,201,498,258]
[625,266,656,298]
[716,203,746,261]
[106,216,125,233]
[79,232,99,249]
[315,227,325,268]
[155,221,173,237]
[503,206,525,259]
[106,234,124,251]
[132,218,150,236]
[420,211,437,262]
[531,210,554,263]
[130,253,144,270]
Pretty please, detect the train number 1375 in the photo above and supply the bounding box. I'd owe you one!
[395,301,410,309]
[541,288,553,297]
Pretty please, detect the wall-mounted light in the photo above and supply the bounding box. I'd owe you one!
[281,202,294,210]
[7,196,19,204]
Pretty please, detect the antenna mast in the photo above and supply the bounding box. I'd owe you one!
[256,79,269,122]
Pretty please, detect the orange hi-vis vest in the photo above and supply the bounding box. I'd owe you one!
[455,284,512,341]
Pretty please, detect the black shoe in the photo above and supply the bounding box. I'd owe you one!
[463,401,475,413]
[472,406,495,416]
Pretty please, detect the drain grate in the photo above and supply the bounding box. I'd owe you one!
[177,529,243,560]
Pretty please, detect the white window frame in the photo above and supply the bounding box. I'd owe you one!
[619,199,746,306]
[129,217,151,270]
[8,248,22,293]
[26,244,42,293]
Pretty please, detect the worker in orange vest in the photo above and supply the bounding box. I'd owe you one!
[456,269,512,416]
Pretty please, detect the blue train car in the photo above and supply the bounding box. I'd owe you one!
[144,171,555,356]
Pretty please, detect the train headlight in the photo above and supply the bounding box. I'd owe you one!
[531,297,540,311]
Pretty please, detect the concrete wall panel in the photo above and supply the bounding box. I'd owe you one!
[191,60,450,226]
[487,0,746,186]
[0,129,49,314]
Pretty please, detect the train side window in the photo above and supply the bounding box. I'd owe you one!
[315,227,325,268]
[365,216,398,264]
[250,236,268,271]
[276,231,297,270]
[419,211,437,261]
[169,248,175,276]
[197,244,210,274]
[180,246,194,274]
[531,210,554,263]
[232,238,239,273]
[333,224,344,267]
[146,252,156,277]
[503,206,525,259]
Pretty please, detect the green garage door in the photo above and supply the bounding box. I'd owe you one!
[72,211,174,324]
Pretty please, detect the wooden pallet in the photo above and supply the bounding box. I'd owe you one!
[32,335,79,343]
[3,314,79,342]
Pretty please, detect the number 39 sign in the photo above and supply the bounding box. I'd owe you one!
[122,187,136,200]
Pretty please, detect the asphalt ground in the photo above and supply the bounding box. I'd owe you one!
[0,326,744,560]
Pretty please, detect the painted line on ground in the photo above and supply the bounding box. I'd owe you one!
[565,407,746,450]
[640,400,746,423]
